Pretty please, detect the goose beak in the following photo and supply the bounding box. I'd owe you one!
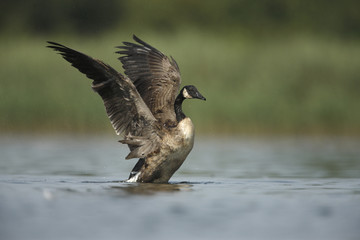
[196,92,206,101]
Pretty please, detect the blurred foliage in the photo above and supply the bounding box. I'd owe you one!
[1,0,360,38]
[0,0,360,135]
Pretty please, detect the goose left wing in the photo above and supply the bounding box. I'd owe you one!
[47,42,160,159]
[116,35,181,127]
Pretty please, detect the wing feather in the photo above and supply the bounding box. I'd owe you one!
[47,41,160,159]
[116,35,181,126]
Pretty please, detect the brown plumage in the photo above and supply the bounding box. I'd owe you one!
[117,36,181,127]
[47,35,205,183]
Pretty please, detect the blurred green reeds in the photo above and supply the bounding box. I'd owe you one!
[1,30,360,135]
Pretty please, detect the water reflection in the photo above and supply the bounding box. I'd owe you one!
[109,182,193,195]
[1,135,359,178]
[1,136,359,240]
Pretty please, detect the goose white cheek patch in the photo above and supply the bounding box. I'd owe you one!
[183,88,192,99]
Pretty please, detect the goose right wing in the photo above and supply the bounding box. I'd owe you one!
[47,42,160,159]
[116,35,181,127]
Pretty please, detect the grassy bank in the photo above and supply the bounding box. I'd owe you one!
[1,31,359,135]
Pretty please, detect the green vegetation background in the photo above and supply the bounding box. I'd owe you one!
[1,0,360,135]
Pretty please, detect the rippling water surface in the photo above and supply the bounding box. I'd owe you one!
[1,135,359,240]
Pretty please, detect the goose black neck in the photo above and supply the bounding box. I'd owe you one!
[174,93,186,122]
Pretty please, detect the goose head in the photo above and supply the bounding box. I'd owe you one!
[181,85,206,101]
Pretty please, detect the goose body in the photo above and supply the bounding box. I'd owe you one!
[128,117,194,183]
[47,35,205,183]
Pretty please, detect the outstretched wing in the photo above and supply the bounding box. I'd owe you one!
[47,42,160,159]
[116,35,181,126]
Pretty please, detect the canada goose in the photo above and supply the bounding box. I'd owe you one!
[47,35,206,183]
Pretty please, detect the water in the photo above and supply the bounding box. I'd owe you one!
[1,135,360,240]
